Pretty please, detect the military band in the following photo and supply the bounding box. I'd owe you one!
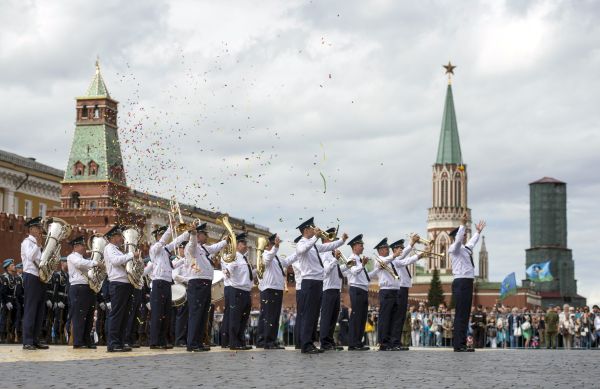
[5,211,486,354]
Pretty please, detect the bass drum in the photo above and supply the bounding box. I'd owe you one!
[171,283,187,307]
[211,270,225,303]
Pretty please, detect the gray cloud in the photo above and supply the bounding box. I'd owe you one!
[1,0,599,303]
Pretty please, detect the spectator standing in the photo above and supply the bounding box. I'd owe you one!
[522,314,532,348]
[507,307,522,348]
[545,307,559,349]
[486,317,497,348]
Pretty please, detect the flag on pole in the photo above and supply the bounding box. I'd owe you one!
[500,272,518,300]
[526,261,553,282]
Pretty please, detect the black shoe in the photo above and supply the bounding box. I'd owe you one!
[34,344,49,350]
[107,347,124,352]
[73,345,87,349]
[454,347,473,352]
[379,346,391,351]
[23,345,37,350]
[87,345,97,349]
[131,343,141,348]
[230,346,248,351]
[123,346,132,352]
[149,345,162,349]
[175,343,187,348]
[187,347,207,352]
[244,345,253,350]
[320,345,335,351]
[164,344,174,349]
[301,347,320,354]
[334,346,344,351]
[265,345,285,350]
[349,346,370,351]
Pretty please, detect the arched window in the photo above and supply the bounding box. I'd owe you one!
[88,160,98,175]
[82,105,88,118]
[73,161,85,176]
[441,179,448,207]
[93,105,99,118]
[70,192,80,209]
[455,175,462,208]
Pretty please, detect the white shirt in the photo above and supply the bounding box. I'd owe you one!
[322,250,348,291]
[449,225,480,279]
[391,252,421,288]
[258,246,299,291]
[67,252,97,286]
[291,256,302,290]
[369,254,400,290]
[21,235,41,277]
[185,235,228,281]
[347,253,370,291]
[228,251,254,291]
[148,227,188,282]
[222,259,232,287]
[594,315,600,331]
[295,236,345,281]
[104,243,134,284]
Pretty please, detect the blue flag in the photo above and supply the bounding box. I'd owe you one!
[526,261,553,282]
[500,272,517,300]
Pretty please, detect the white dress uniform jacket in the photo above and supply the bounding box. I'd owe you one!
[322,250,348,291]
[21,235,41,277]
[104,243,134,284]
[148,227,188,282]
[258,246,299,291]
[228,251,254,292]
[348,253,370,291]
[295,236,345,281]
[185,234,228,281]
[449,225,480,279]
[67,252,98,286]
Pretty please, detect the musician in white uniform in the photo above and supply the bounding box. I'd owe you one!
[449,215,486,352]
[104,225,137,352]
[147,225,188,349]
[257,233,298,349]
[21,217,48,350]
[291,236,303,350]
[319,228,349,351]
[227,232,255,350]
[67,236,99,349]
[172,242,189,347]
[295,217,347,354]
[182,223,227,352]
[346,234,371,351]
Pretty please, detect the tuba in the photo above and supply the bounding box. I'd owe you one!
[255,236,268,279]
[86,233,108,293]
[215,214,237,263]
[123,226,144,289]
[39,217,72,283]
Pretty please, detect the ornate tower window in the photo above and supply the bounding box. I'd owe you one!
[73,161,85,176]
[88,160,98,175]
[70,192,81,209]
[82,105,88,118]
[94,105,99,118]
[89,200,97,209]
[441,173,448,207]
[455,172,462,208]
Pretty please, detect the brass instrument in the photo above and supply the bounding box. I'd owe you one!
[39,217,72,283]
[169,197,197,235]
[337,251,356,268]
[372,253,399,280]
[409,233,433,246]
[312,224,338,241]
[215,214,237,263]
[123,226,144,289]
[413,248,445,258]
[86,233,108,293]
[255,236,268,279]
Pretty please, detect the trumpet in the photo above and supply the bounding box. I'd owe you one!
[409,233,432,246]
[413,248,445,258]
[336,251,356,268]
[169,197,197,235]
[312,225,338,241]
[373,253,399,280]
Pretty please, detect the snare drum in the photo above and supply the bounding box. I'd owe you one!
[171,283,187,307]
[211,270,225,303]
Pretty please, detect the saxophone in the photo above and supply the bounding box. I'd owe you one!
[86,234,108,293]
[123,226,144,289]
[39,218,72,283]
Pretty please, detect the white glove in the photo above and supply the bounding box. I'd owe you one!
[6,302,13,311]
[146,302,151,311]
[57,302,65,309]
[99,302,106,311]
[106,302,112,311]
[46,300,52,309]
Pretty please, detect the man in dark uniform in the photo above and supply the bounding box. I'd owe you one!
[338,304,350,346]
[0,259,18,343]
[471,305,486,348]
[95,279,110,346]
[51,258,69,344]
[138,263,151,346]
[42,278,55,344]
[15,263,25,343]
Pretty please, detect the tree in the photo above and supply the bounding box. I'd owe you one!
[428,268,444,308]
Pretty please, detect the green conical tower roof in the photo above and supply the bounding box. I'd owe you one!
[435,83,463,164]
[85,59,110,98]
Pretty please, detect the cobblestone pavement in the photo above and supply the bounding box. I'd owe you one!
[0,346,597,388]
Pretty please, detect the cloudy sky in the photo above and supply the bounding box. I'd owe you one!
[1,0,599,303]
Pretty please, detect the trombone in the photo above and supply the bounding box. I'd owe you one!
[336,251,356,268]
[372,253,399,280]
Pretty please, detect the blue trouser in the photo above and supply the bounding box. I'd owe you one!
[300,279,322,351]
[150,279,172,346]
[69,284,95,347]
[378,289,399,348]
[452,278,474,350]
[126,287,142,345]
[107,281,133,350]
[176,302,188,346]
[319,289,340,348]
[258,288,283,348]
[228,288,251,348]
[187,278,211,348]
[393,287,409,347]
[348,286,368,348]
[22,273,45,346]
[294,289,304,348]
[220,286,232,347]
